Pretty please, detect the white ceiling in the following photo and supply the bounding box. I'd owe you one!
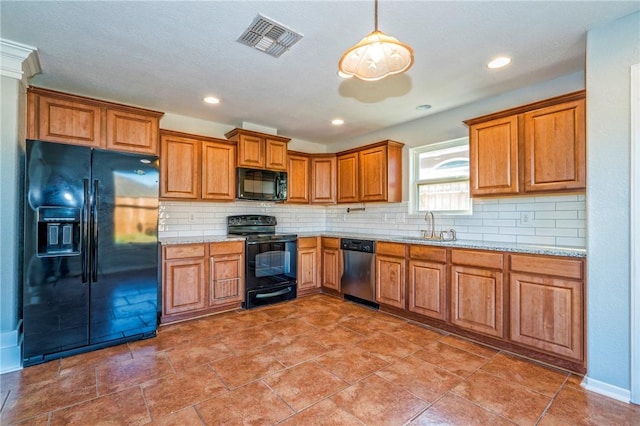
[1,1,638,145]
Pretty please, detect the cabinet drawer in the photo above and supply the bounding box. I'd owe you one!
[209,241,244,256]
[322,237,340,249]
[510,254,583,280]
[164,244,206,259]
[409,245,446,263]
[451,249,503,270]
[298,236,318,249]
[377,242,406,257]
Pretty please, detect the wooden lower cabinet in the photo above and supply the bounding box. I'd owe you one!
[450,249,504,338]
[408,245,447,320]
[162,241,244,323]
[209,241,244,306]
[509,254,584,361]
[375,242,406,309]
[321,237,341,292]
[297,237,320,295]
[162,244,207,316]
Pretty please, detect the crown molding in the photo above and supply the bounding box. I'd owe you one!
[0,39,41,81]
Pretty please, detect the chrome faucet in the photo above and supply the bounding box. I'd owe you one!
[424,211,435,239]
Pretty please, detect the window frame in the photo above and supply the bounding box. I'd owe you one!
[409,136,472,215]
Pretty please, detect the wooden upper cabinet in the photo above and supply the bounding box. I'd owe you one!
[359,145,389,202]
[105,108,159,155]
[160,133,200,199]
[337,152,359,203]
[202,140,236,201]
[523,99,586,192]
[337,140,403,203]
[266,139,288,171]
[310,155,337,204]
[287,152,310,203]
[465,91,586,197]
[236,134,264,169]
[27,87,163,154]
[225,128,290,171]
[31,91,102,147]
[160,130,236,201]
[469,116,519,196]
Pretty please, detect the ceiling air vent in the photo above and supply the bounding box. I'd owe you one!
[237,14,303,58]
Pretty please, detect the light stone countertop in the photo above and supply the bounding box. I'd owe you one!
[159,236,246,245]
[160,233,586,258]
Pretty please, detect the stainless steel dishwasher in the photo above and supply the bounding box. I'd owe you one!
[340,238,378,308]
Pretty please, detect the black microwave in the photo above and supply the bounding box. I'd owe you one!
[237,167,287,202]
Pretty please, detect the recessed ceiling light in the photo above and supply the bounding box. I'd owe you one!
[487,57,511,69]
[331,119,344,126]
[416,104,432,111]
[203,96,220,104]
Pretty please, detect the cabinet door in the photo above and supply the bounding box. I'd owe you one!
[266,139,288,171]
[469,116,519,196]
[337,152,359,203]
[375,255,405,308]
[523,99,586,192]
[510,273,583,360]
[311,156,337,204]
[105,109,159,155]
[202,141,236,201]
[210,254,244,305]
[160,134,200,199]
[37,94,102,147]
[287,153,310,203]
[322,247,341,291]
[163,258,207,315]
[238,134,265,169]
[408,260,446,320]
[298,247,319,291]
[451,265,504,337]
[359,145,388,202]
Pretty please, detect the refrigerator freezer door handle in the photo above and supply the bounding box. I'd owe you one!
[82,179,90,283]
[91,179,99,282]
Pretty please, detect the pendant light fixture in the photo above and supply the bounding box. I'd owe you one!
[338,0,414,81]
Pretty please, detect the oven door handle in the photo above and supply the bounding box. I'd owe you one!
[255,286,293,299]
[246,238,296,245]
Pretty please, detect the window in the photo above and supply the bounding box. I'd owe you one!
[410,137,471,214]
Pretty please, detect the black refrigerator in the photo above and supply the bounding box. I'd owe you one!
[23,140,159,366]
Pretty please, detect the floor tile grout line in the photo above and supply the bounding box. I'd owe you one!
[534,374,571,425]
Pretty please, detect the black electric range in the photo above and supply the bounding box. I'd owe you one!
[227,215,297,308]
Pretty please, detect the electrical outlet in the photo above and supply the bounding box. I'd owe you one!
[520,212,532,224]
[188,212,196,223]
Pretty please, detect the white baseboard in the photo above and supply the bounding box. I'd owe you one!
[582,376,632,404]
[0,321,23,374]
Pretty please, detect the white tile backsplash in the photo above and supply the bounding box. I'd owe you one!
[159,194,586,248]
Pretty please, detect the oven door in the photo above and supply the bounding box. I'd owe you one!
[245,239,297,290]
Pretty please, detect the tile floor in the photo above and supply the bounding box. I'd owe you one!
[2,294,639,425]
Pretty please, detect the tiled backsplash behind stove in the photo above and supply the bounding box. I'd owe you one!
[159,194,585,248]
